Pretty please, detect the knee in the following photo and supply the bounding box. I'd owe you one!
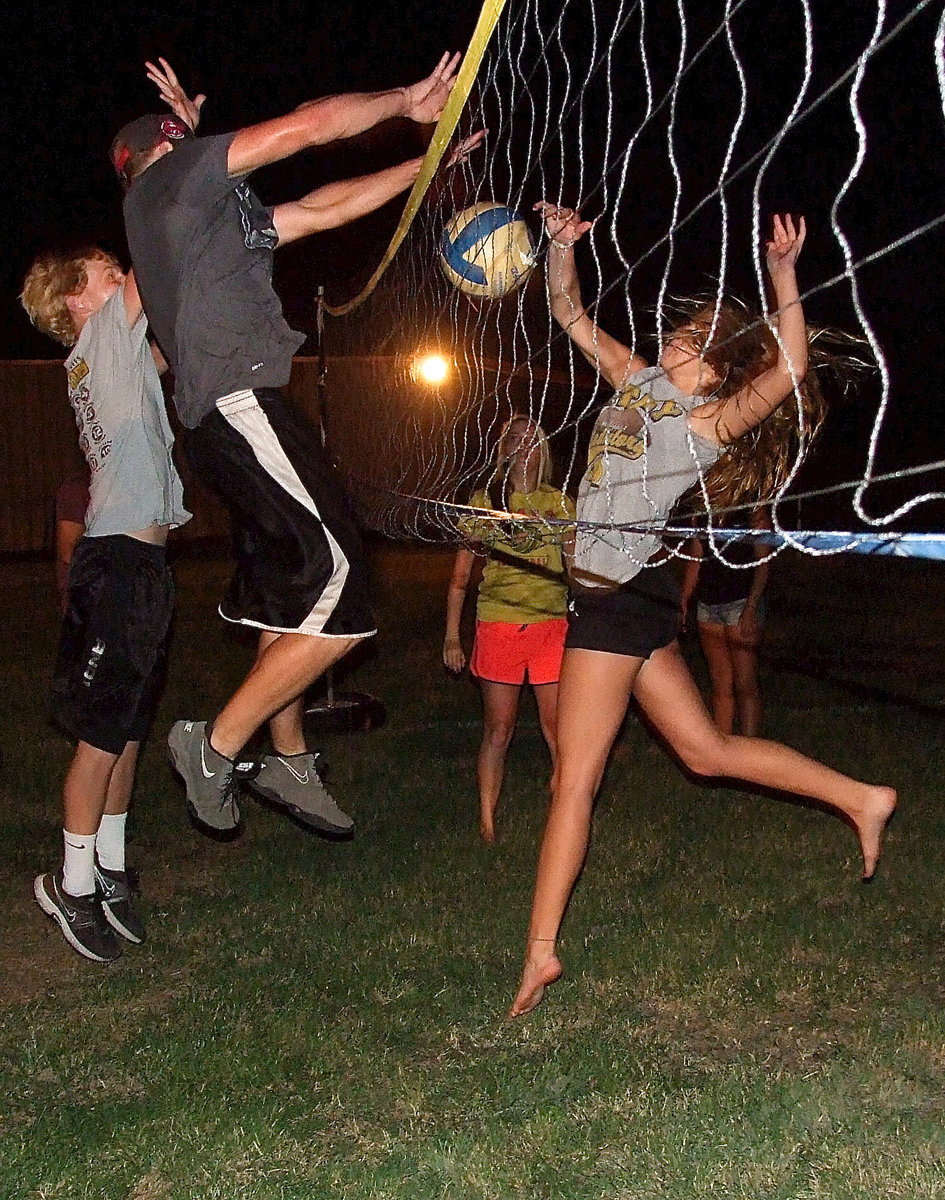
[675,728,732,777]
[482,720,516,752]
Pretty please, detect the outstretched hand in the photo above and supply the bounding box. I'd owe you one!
[403,52,462,125]
[444,129,487,170]
[145,57,206,132]
[765,213,805,280]
[534,200,594,249]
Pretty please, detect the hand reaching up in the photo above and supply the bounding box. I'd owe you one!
[534,200,594,250]
[765,213,806,282]
[145,58,205,132]
[403,52,462,125]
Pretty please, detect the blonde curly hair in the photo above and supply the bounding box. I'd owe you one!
[20,248,121,348]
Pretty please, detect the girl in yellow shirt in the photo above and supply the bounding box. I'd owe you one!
[444,417,574,842]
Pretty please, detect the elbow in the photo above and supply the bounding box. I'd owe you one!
[778,347,808,388]
[293,96,352,146]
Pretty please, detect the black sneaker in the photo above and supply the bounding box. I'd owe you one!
[95,864,145,944]
[34,870,121,963]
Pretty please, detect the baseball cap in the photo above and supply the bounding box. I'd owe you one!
[110,113,193,179]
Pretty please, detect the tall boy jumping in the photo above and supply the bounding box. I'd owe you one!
[111,55,461,837]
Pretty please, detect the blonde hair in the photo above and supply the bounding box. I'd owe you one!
[20,248,121,347]
[667,298,868,512]
[487,416,552,509]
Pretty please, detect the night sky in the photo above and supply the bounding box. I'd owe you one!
[3,0,477,358]
[5,0,944,528]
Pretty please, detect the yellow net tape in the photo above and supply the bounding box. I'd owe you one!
[322,0,509,317]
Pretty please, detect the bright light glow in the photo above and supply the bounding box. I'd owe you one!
[417,354,450,385]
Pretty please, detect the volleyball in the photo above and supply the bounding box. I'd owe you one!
[439,203,536,299]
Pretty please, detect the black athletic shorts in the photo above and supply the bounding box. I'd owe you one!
[51,535,174,755]
[185,389,375,639]
[565,563,681,659]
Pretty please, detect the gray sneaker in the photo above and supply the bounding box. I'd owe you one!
[168,720,242,833]
[247,752,354,835]
[34,870,121,963]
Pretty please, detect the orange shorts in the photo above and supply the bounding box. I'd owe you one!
[469,618,567,686]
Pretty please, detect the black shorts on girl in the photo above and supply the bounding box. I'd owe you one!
[51,535,174,755]
[184,388,376,639]
[565,563,682,659]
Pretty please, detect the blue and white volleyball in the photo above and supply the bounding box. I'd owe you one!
[439,203,536,299]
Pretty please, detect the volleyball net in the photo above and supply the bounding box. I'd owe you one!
[320,0,945,564]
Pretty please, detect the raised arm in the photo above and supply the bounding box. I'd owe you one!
[273,125,485,246]
[690,214,808,446]
[226,52,460,177]
[535,201,645,390]
[122,270,144,328]
[272,159,423,246]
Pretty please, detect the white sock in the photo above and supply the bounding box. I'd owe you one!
[62,831,96,897]
[95,812,127,873]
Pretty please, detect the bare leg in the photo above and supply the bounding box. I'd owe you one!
[510,649,643,1017]
[697,620,735,734]
[63,742,121,836]
[210,631,358,759]
[532,681,560,797]
[477,680,522,842]
[245,632,308,757]
[103,741,140,816]
[727,629,762,737]
[633,642,896,879]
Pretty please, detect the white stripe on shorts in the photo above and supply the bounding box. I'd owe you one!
[215,389,348,635]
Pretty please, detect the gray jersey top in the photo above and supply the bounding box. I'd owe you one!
[64,285,190,538]
[573,365,720,586]
[123,133,304,429]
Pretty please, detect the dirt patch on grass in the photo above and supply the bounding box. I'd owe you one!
[637,992,861,1074]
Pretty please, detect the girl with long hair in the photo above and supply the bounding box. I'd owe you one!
[510,207,896,1017]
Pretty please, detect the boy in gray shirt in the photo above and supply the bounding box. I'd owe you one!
[21,248,190,962]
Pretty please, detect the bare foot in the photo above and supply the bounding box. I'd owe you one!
[509,952,563,1018]
[480,822,496,844]
[853,785,897,881]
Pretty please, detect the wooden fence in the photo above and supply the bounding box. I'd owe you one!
[0,358,323,554]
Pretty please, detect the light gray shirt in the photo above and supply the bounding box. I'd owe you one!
[64,286,190,537]
[574,365,720,586]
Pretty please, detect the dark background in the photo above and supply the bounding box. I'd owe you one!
[3,0,479,358]
[4,0,944,530]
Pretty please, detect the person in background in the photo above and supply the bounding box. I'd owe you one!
[681,506,772,736]
[444,417,574,842]
[54,473,90,614]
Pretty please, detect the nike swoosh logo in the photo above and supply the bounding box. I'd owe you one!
[200,741,216,779]
[54,882,80,923]
[97,875,117,899]
[278,758,309,785]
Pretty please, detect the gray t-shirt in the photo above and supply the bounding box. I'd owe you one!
[573,365,720,586]
[123,133,304,429]
[64,286,190,537]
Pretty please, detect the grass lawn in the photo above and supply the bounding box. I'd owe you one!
[1,543,944,1199]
